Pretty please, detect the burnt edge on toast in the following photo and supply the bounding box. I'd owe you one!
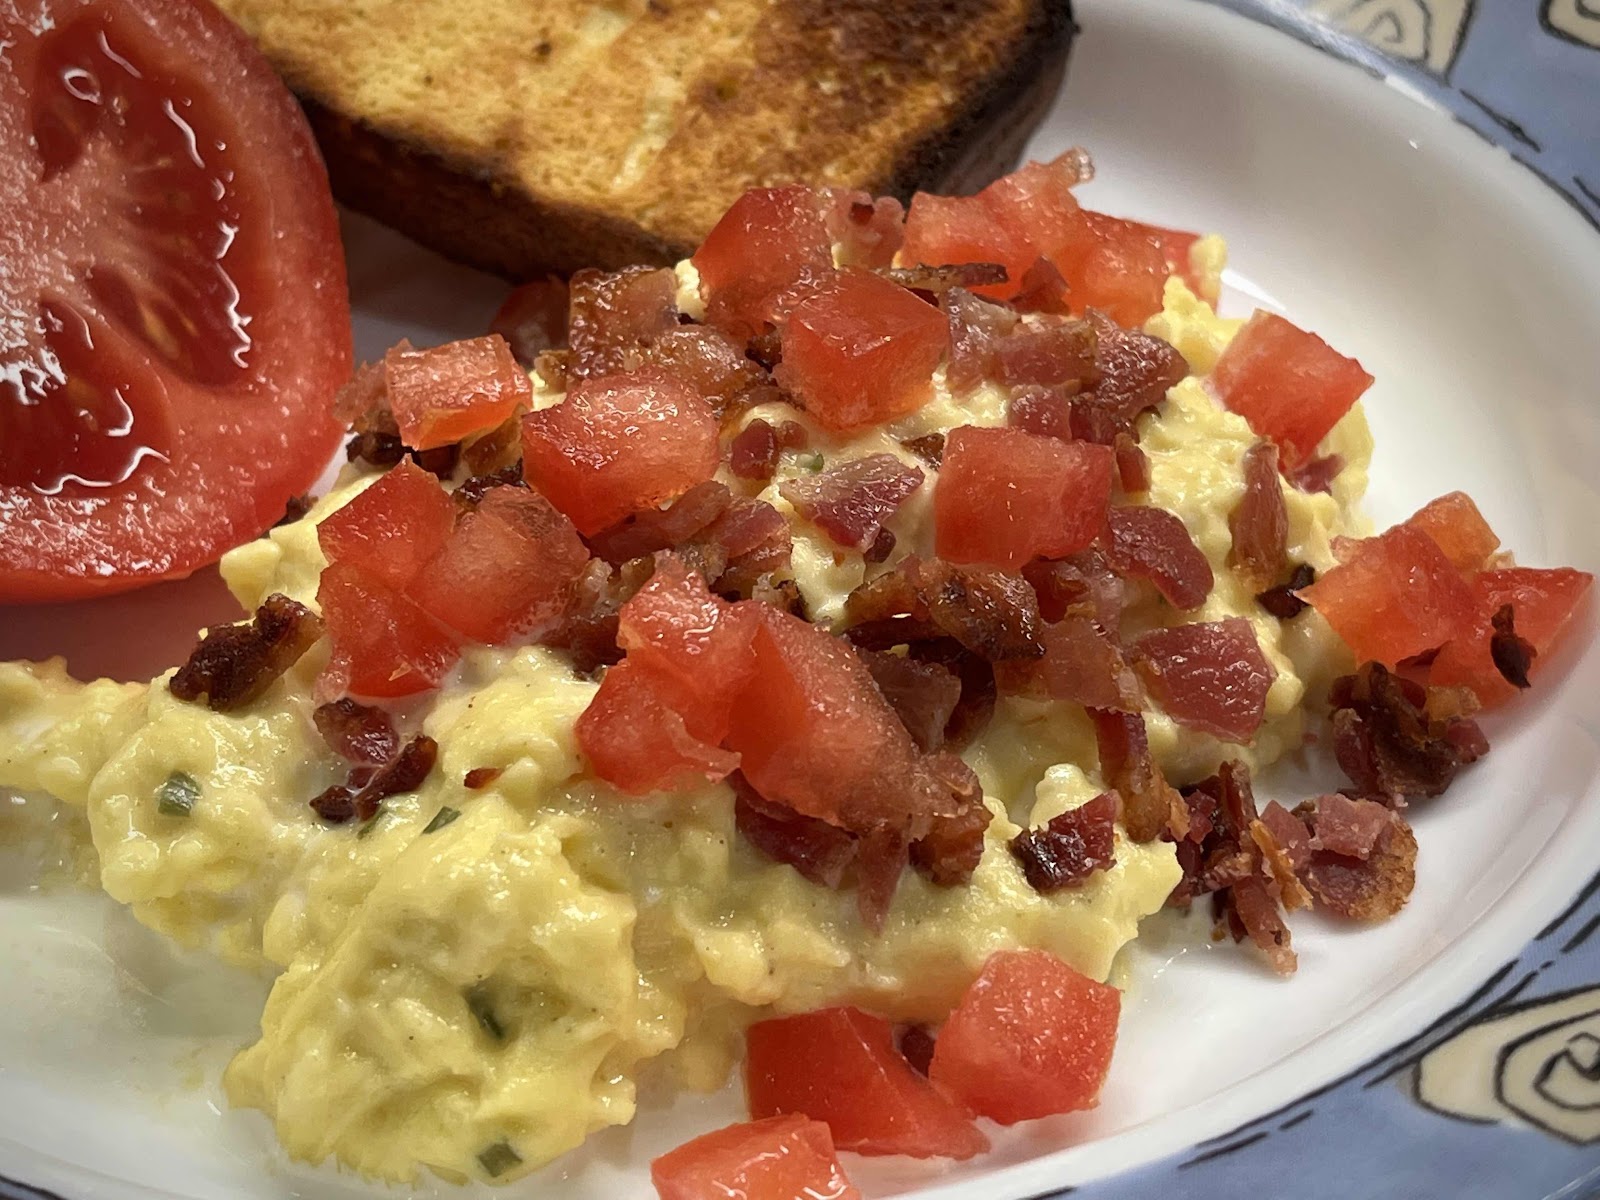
[304,0,1076,281]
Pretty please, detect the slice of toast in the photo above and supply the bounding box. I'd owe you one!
[212,0,1074,279]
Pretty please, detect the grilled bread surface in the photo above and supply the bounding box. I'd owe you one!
[213,0,1074,278]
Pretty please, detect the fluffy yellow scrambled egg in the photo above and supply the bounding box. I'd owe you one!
[0,264,1369,1184]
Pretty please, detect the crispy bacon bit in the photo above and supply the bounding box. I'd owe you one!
[489,276,569,367]
[1101,505,1214,610]
[941,287,1021,393]
[309,784,357,823]
[1302,815,1418,921]
[1302,793,1390,859]
[702,497,794,599]
[1248,812,1312,912]
[780,454,924,552]
[858,648,963,753]
[648,326,775,416]
[170,595,324,712]
[825,189,906,268]
[1489,603,1535,690]
[1113,433,1150,494]
[333,359,390,427]
[1223,874,1297,975]
[1090,709,1184,843]
[566,266,680,378]
[899,432,946,468]
[845,557,1044,663]
[313,698,399,765]
[345,427,407,469]
[898,1025,937,1076]
[733,774,858,889]
[1331,662,1488,799]
[1256,562,1316,620]
[275,494,314,527]
[881,263,1010,293]
[730,418,781,481]
[1008,384,1074,442]
[1288,453,1344,495]
[994,322,1098,389]
[1011,257,1072,315]
[587,481,733,564]
[855,828,911,932]
[1130,618,1276,744]
[908,755,990,887]
[1229,442,1288,589]
[1008,792,1118,893]
[461,414,525,475]
[1069,315,1186,445]
[865,528,897,564]
[464,766,504,790]
[544,556,653,675]
[311,733,439,825]
[453,463,527,511]
[1023,551,1123,632]
[411,442,461,479]
[1258,801,1313,871]
[995,615,1140,711]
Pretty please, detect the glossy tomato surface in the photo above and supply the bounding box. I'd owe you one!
[0,0,350,601]
[650,1115,860,1200]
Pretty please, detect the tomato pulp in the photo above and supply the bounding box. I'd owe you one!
[0,0,351,600]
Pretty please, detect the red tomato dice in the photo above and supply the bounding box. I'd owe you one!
[1298,524,1478,665]
[692,186,834,337]
[521,367,720,535]
[1403,491,1500,573]
[1049,212,1169,329]
[1127,221,1208,299]
[929,949,1120,1125]
[1430,567,1593,707]
[935,426,1113,571]
[775,269,951,433]
[407,487,589,644]
[385,335,532,450]
[317,562,460,699]
[1211,311,1374,469]
[576,658,739,795]
[902,190,1033,302]
[317,461,455,591]
[651,1115,860,1200]
[745,1007,989,1160]
[616,556,759,743]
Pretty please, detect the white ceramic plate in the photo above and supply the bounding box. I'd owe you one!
[4,1,1599,1197]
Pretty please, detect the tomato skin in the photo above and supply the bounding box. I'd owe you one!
[1298,524,1479,666]
[745,1007,990,1160]
[0,0,350,601]
[520,367,721,535]
[775,269,951,433]
[935,426,1113,570]
[929,949,1120,1125]
[316,462,455,592]
[385,335,531,451]
[1403,491,1500,573]
[1211,311,1374,469]
[406,487,589,644]
[650,1115,860,1200]
[691,186,834,337]
[576,658,740,795]
[316,563,460,700]
[1429,567,1593,706]
[1127,221,1208,299]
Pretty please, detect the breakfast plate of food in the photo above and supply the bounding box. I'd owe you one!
[2,1,1598,1199]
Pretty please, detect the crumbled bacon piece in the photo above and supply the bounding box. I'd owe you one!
[1022,551,1123,633]
[1301,793,1389,859]
[1008,384,1074,441]
[899,433,946,468]
[1489,603,1535,690]
[898,1025,937,1076]
[1130,618,1276,744]
[858,649,963,752]
[702,497,794,600]
[908,755,990,887]
[313,698,399,765]
[864,529,897,563]
[1256,562,1316,620]
[1113,433,1150,494]
[543,556,653,675]
[1302,815,1418,921]
[825,189,906,268]
[461,414,526,475]
[844,557,1044,663]
[312,734,439,825]
[275,494,314,527]
[730,419,782,481]
[1069,315,1186,445]
[1011,257,1073,315]
[170,595,324,712]
[345,427,407,469]
[733,773,858,889]
[855,829,912,932]
[880,263,1009,293]
[1008,792,1118,893]
[1288,453,1344,495]
[489,276,569,367]
[995,615,1140,711]
[993,322,1097,389]
[566,266,680,379]
[780,454,925,552]
[587,481,733,565]
[1101,505,1214,610]
[453,463,527,511]
[464,766,504,790]
[647,326,775,416]
[1223,874,1297,975]
[1229,441,1288,589]
[1089,709,1184,843]
[1330,662,1488,799]
[411,442,461,480]
[941,287,1021,393]
[1248,811,1312,912]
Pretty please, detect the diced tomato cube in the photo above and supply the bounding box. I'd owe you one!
[488,277,568,368]
[1403,491,1500,573]
[1211,311,1374,469]
[1298,524,1478,665]
[775,269,951,433]
[935,426,1113,571]
[1049,212,1169,329]
[1126,220,1208,298]
[385,335,532,450]
[521,367,720,535]
[406,487,590,644]
[1430,567,1593,707]
[902,190,1033,302]
[692,186,834,337]
[316,461,455,591]
[616,556,758,743]
[929,949,1120,1125]
[745,1007,989,1160]
[576,657,740,795]
[651,1115,860,1200]
[316,562,460,699]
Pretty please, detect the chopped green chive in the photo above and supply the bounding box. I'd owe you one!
[477,1141,521,1178]
[156,772,200,817]
[797,451,825,473]
[466,983,505,1040]
[356,812,387,840]
[423,806,461,835]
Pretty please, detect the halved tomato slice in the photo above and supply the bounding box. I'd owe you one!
[1,0,351,601]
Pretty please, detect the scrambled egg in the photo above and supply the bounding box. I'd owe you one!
[0,268,1370,1184]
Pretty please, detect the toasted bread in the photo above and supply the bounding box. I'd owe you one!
[211,0,1074,279]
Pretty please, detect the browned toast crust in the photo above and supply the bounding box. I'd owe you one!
[219,0,1076,279]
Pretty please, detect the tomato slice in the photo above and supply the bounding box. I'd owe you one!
[1403,491,1500,573]
[929,949,1121,1124]
[691,186,833,338]
[385,335,531,451]
[651,1115,861,1200]
[316,562,460,700]
[316,462,455,592]
[1429,567,1593,707]
[0,0,351,601]
[745,1006,990,1160]
[576,657,740,796]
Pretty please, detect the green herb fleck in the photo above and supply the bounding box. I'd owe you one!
[356,812,388,840]
[156,772,200,817]
[797,451,825,473]
[423,806,461,835]
[466,983,505,1040]
[477,1141,521,1178]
